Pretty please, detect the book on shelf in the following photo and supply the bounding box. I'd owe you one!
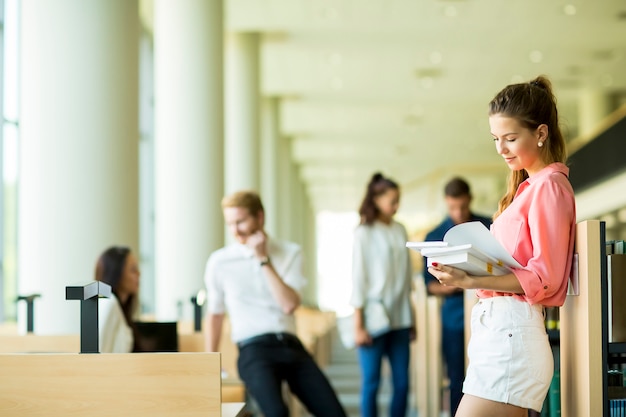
[607,240,615,255]
[606,240,626,255]
[610,398,626,416]
[545,307,560,331]
[406,221,522,276]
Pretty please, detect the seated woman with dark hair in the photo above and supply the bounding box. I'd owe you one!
[95,246,141,353]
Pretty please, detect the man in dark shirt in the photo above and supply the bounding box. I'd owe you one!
[422,177,492,416]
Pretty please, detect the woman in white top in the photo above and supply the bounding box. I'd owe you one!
[95,246,141,353]
[351,172,415,417]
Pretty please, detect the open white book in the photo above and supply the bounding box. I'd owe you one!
[406,221,523,276]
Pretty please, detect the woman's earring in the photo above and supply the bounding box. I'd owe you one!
[538,141,544,147]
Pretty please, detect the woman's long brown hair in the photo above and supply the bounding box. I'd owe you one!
[489,75,567,219]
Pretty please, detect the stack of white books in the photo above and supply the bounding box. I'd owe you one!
[406,221,523,276]
[409,242,511,276]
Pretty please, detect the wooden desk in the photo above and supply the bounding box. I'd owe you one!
[0,352,222,417]
[0,321,17,335]
[0,332,247,404]
[0,334,79,353]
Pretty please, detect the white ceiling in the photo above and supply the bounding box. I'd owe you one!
[147,0,626,229]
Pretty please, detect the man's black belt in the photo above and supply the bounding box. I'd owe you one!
[236,332,299,349]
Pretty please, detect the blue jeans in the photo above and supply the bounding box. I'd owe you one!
[357,328,411,417]
[442,327,465,416]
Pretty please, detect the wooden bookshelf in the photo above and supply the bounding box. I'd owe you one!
[560,220,606,415]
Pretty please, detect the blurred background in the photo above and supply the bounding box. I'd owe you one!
[0,0,625,332]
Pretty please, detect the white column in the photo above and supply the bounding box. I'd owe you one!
[225,33,260,194]
[153,0,224,321]
[578,88,613,137]
[19,0,140,334]
[289,165,318,305]
[277,135,293,240]
[290,164,304,245]
[260,97,280,236]
[303,199,319,307]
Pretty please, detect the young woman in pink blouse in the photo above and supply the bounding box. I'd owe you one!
[428,75,576,417]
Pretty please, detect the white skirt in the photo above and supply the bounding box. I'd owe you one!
[463,296,553,412]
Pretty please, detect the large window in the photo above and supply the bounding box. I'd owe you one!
[316,211,359,315]
[0,3,158,322]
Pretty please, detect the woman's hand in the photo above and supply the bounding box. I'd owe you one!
[354,326,372,346]
[428,262,474,290]
[429,265,525,294]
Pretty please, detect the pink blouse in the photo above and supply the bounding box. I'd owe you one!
[477,162,576,306]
